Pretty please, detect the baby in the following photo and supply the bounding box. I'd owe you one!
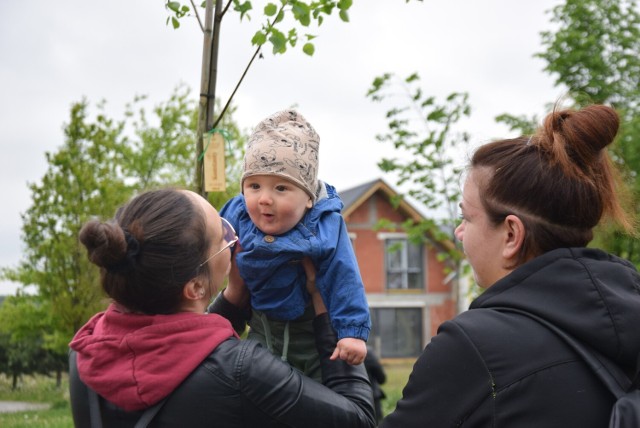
[220,109,371,379]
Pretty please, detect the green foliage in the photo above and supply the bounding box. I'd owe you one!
[122,85,199,189]
[3,99,129,341]
[538,0,640,106]
[366,72,468,268]
[0,295,66,387]
[165,1,190,28]
[163,0,362,56]
[535,0,640,266]
[494,112,540,135]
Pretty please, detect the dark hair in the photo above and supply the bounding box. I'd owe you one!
[79,189,210,314]
[470,104,634,264]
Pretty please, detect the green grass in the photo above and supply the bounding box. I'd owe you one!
[0,360,416,426]
[0,407,72,428]
[380,359,415,417]
[0,374,72,428]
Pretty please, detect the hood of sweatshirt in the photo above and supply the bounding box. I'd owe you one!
[69,303,237,411]
[471,247,640,369]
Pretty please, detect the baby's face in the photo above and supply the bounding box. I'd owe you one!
[243,175,312,236]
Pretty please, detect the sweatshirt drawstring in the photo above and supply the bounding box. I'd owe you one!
[258,310,290,362]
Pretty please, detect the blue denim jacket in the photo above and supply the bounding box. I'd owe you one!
[220,182,371,341]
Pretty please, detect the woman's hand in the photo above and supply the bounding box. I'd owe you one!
[302,257,326,315]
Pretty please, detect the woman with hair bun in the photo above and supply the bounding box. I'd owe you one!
[69,188,375,427]
[381,105,640,427]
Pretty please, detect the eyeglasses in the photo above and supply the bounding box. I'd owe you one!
[199,217,238,267]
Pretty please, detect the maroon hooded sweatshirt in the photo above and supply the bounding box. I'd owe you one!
[69,303,237,411]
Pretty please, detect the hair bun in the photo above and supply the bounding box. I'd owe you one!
[106,231,140,273]
[540,104,620,176]
[79,220,127,269]
[549,104,619,151]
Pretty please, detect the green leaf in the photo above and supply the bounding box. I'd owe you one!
[302,42,315,56]
[292,2,311,26]
[339,9,349,22]
[288,28,298,47]
[234,1,253,20]
[269,29,287,54]
[406,73,419,83]
[338,0,353,10]
[171,16,180,29]
[167,1,181,13]
[264,3,278,16]
[251,30,267,46]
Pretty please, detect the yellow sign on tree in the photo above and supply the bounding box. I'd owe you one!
[204,132,226,192]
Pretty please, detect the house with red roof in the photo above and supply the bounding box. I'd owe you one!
[339,178,459,359]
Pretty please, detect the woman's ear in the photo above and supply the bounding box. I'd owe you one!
[502,214,526,261]
[183,278,205,301]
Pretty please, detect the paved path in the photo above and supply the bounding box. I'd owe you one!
[0,401,50,413]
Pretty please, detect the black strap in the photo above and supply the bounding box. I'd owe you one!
[135,398,168,428]
[86,386,167,428]
[87,388,103,428]
[494,307,636,398]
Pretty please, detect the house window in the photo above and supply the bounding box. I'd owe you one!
[385,238,423,290]
[370,307,423,358]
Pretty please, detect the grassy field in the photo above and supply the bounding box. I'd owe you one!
[0,374,72,428]
[380,359,414,417]
[0,360,413,426]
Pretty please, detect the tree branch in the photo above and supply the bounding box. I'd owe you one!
[213,45,262,129]
[190,0,205,33]
[213,2,285,128]
[220,0,233,20]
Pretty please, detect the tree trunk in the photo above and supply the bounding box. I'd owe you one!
[195,0,222,196]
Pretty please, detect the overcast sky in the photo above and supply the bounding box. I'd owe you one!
[1,0,564,295]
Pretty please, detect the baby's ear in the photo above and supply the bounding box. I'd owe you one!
[306,197,313,209]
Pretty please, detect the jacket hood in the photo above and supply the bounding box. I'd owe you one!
[69,303,237,411]
[471,247,640,368]
[300,181,343,230]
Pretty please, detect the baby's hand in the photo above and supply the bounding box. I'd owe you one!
[331,338,367,365]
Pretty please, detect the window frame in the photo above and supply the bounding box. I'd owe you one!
[370,306,424,358]
[379,232,424,292]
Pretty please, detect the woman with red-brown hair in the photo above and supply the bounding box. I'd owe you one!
[382,104,640,427]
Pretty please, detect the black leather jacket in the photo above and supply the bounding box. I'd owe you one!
[381,248,640,427]
[69,294,375,428]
